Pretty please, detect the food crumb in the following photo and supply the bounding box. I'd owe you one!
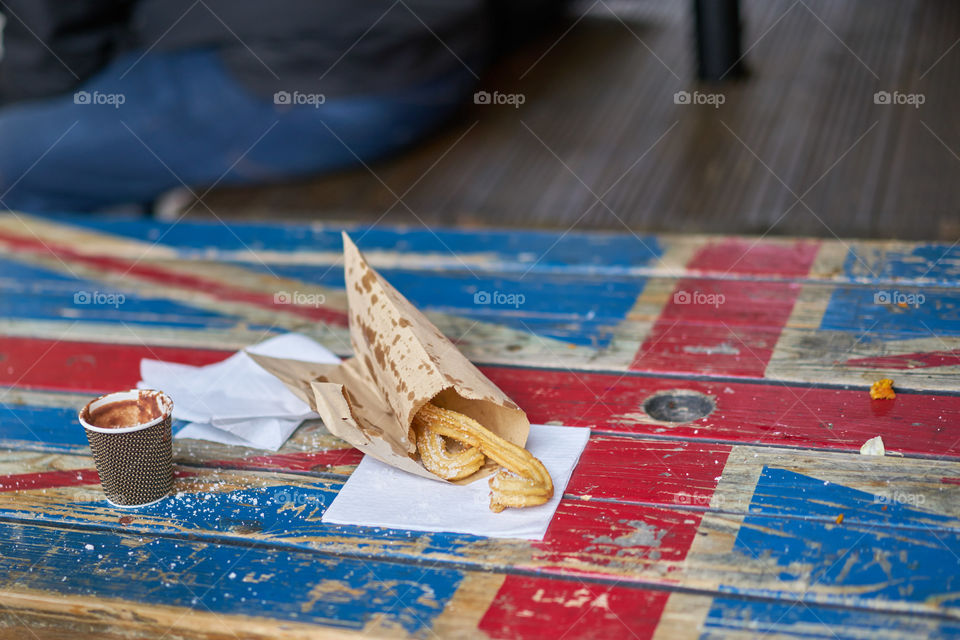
[84,544,94,551]
[860,436,885,456]
[869,378,895,400]
[835,513,844,525]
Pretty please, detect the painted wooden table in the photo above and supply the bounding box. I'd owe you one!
[0,212,958,639]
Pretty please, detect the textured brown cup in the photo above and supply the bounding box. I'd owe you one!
[79,389,174,507]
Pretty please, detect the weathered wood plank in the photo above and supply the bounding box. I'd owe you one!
[17,213,960,286]
[2,443,959,619]
[0,520,465,639]
[3,213,959,639]
[628,271,960,390]
[0,451,709,584]
[654,591,960,640]
[8,574,954,640]
[0,574,514,640]
[6,437,959,530]
[477,575,670,640]
[631,278,805,378]
[5,262,959,391]
[767,281,960,390]
[7,212,670,276]
[4,213,960,391]
[4,359,959,460]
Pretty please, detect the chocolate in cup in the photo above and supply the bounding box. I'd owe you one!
[79,389,174,508]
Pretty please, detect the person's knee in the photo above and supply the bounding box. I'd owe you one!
[0,101,140,212]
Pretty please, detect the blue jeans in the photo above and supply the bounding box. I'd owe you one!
[0,50,474,213]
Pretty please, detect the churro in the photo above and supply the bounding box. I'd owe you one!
[412,402,553,512]
[414,420,485,480]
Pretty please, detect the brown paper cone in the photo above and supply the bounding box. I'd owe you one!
[250,232,530,481]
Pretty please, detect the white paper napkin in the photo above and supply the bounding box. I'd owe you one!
[138,333,341,451]
[322,424,590,540]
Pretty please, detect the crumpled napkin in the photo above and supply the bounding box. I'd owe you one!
[322,424,590,540]
[138,333,340,451]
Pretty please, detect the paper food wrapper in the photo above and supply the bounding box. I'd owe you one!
[250,232,530,482]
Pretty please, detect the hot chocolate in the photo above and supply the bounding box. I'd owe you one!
[84,391,165,429]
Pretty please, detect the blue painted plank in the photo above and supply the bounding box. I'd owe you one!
[819,284,960,341]
[701,597,960,639]
[0,255,90,284]
[0,403,192,451]
[1,236,646,346]
[845,244,960,285]
[0,404,89,449]
[724,467,960,608]
[2,520,461,633]
[242,263,645,347]
[36,213,664,272]
[0,480,478,560]
[0,256,241,329]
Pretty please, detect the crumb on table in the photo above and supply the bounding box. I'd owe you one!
[869,378,895,400]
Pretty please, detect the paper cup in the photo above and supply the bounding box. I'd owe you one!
[79,389,174,508]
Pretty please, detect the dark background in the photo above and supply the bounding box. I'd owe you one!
[193,0,960,241]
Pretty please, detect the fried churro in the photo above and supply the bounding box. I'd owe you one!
[412,402,553,512]
[414,420,485,480]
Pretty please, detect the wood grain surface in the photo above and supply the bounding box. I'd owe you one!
[0,212,957,639]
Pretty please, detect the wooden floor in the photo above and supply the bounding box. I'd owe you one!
[196,0,960,241]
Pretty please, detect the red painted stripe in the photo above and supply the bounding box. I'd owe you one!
[478,575,668,640]
[631,240,820,377]
[0,227,348,327]
[942,477,960,486]
[0,468,196,492]
[484,368,960,458]
[536,501,700,580]
[0,469,101,491]
[204,449,363,473]
[686,238,821,277]
[4,336,958,457]
[844,349,960,370]
[0,336,228,392]
[568,436,730,505]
